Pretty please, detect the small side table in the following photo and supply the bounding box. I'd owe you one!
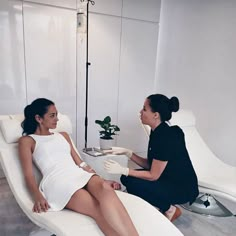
[80,151,128,190]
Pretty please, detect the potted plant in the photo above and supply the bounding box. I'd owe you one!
[95,116,120,150]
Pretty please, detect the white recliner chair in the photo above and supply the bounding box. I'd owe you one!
[141,110,236,217]
[0,114,183,236]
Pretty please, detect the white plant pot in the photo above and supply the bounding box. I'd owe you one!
[99,138,114,150]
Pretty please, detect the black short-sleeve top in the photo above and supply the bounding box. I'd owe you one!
[148,122,198,186]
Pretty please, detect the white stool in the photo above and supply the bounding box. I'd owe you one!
[81,151,128,191]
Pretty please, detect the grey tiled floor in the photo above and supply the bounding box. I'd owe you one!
[0,178,36,236]
[0,177,236,236]
[174,204,236,236]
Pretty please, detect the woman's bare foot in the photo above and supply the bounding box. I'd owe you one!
[105,180,121,190]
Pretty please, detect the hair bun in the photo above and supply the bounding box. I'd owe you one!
[169,96,179,112]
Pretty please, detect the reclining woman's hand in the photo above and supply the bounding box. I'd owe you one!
[33,192,50,213]
[104,160,129,176]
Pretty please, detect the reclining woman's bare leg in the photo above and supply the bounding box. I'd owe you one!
[86,176,139,236]
[66,188,120,236]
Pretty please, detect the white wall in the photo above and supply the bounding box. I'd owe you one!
[156,0,236,166]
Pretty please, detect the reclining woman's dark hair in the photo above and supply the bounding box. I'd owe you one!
[147,94,179,122]
[21,98,54,135]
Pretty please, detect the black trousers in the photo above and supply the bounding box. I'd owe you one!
[121,171,198,212]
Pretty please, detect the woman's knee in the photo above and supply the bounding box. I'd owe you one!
[87,176,115,198]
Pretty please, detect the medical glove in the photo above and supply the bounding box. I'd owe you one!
[104,160,129,176]
[111,147,133,159]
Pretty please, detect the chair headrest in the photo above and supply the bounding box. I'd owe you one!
[0,113,72,144]
[169,110,196,127]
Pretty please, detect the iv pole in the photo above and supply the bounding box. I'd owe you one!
[80,0,95,150]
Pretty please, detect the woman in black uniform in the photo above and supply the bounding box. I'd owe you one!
[104,94,199,221]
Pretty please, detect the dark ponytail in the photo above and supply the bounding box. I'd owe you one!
[21,98,54,135]
[147,94,179,122]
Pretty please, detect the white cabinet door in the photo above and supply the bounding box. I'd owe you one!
[23,2,77,140]
[89,0,122,16]
[123,0,161,22]
[76,13,121,150]
[24,0,76,9]
[117,19,159,154]
[0,0,26,114]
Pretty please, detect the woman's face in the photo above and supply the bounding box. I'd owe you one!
[37,105,58,130]
[140,99,157,125]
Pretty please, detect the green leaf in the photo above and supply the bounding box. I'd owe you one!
[104,116,111,123]
[95,120,103,125]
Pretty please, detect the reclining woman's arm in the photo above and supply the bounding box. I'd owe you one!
[18,136,49,213]
[59,132,95,173]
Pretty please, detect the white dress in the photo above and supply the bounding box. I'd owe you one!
[29,132,95,211]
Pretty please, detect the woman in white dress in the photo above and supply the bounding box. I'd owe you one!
[18,98,138,236]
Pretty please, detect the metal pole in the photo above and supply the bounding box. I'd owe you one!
[83,0,95,149]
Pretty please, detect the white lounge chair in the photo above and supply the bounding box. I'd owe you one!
[141,110,236,217]
[0,114,183,236]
